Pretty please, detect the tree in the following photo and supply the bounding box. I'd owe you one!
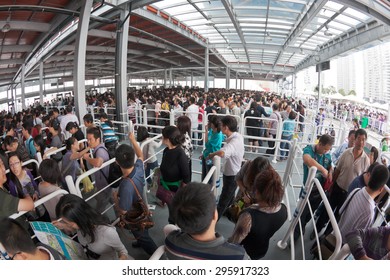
[348,90,356,96]
[338,88,346,96]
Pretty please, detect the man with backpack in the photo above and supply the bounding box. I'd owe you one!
[83,127,112,214]
[99,112,118,159]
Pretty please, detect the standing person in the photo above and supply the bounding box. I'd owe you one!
[165,182,249,260]
[316,129,370,235]
[60,105,79,140]
[229,169,287,259]
[266,103,281,155]
[145,98,156,133]
[176,116,193,179]
[172,98,183,123]
[82,127,111,214]
[112,134,158,256]
[136,126,159,187]
[294,134,334,240]
[22,122,37,159]
[65,122,86,150]
[48,120,63,162]
[331,130,356,166]
[201,115,223,182]
[280,111,297,160]
[83,113,95,129]
[99,112,118,159]
[186,97,199,145]
[244,102,261,152]
[207,116,244,220]
[54,194,129,260]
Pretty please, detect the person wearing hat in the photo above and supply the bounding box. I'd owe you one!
[99,112,118,158]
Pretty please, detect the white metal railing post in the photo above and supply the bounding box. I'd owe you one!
[277,166,317,250]
[90,105,95,120]
[272,118,283,163]
[282,138,297,187]
[143,107,148,126]
[202,111,207,150]
[212,155,221,197]
[65,175,81,197]
[170,109,175,126]
[36,152,43,164]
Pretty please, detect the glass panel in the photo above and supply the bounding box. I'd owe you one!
[324,1,344,12]
[269,1,305,11]
[336,14,361,26]
[328,21,351,31]
[164,5,195,16]
[344,8,371,21]
[153,0,187,9]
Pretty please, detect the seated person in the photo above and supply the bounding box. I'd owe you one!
[346,226,390,260]
[229,169,287,259]
[0,217,65,260]
[165,182,249,260]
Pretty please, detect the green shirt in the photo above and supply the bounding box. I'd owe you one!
[0,187,19,218]
[302,145,332,186]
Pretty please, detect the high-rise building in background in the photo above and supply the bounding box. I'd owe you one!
[363,42,390,103]
[336,55,356,95]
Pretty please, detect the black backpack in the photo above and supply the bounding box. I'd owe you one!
[94,146,123,188]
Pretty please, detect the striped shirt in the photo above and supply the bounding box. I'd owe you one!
[338,188,375,242]
[100,122,118,143]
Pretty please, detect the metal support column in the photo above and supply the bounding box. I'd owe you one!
[164,69,167,88]
[317,68,322,112]
[73,0,93,122]
[115,2,130,126]
[225,66,230,89]
[235,73,238,89]
[204,42,209,92]
[39,61,44,106]
[292,74,297,99]
[21,64,26,110]
[191,72,193,88]
[169,69,173,87]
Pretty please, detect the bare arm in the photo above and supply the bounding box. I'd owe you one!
[18,195,34,212]
[207,150,225,159]
[83,153,103,168]
[70,147,90,160]
[129,132,143,161]
[303,154,328,177]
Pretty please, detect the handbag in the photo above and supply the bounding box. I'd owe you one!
[156,180,176,205]
[81,171,94,193]
[225,199,244,223]
[322,177,333,192]
[118,178,154,232]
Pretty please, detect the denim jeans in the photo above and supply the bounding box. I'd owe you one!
[217,175,237,220]
[131,228,158,255]
[280,134,293,158]
[145,160,158,184]
[201,156,213,184]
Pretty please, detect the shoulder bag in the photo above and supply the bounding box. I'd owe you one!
[118,178,154,232]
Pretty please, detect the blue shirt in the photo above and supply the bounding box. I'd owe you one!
[303,145,332,185]
[100,122,118,143]
[118,159,145,211]
[347,174,365,194]
[203,129,223,158]
[282,119,296,137]
[25,136,37,159]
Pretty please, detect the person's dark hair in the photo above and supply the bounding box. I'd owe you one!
[39,159,60,184]
[318,134,334,146]
[162,126,184,146]
[370,146,379,163]
[115,144,135,169]
[136,126,149,142]
[65,121,79,132]
[246,157,271,188]
[86,127,101,141]
[65,137,77,150]
[348,130,356,137]
[367,164,389,191]
[7,152,25,198]
[221,115,238,132]
[177,116,191,136]
[55,194,108,243]
[355,128,367,140]
[22,122,32,134]
[254,169,284,208]
[189,97,195,104]
[272,103,279,111]
[288,111,297,120]
[4,135,16,147]
[83,113,93,124]
[208,115,222,133]
[50,119,60,131]
[65,105,72,113]
[33,134,46,153]
[171,182,215,235]
[0,218,37,255]
[366,162,379,174]
[52,108,59,114]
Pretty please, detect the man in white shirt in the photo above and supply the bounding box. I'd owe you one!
[60,105,79,140]
[186,97,199,144]
[208,116,245,220]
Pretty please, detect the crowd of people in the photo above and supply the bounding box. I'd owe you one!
[0,87,389,261]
